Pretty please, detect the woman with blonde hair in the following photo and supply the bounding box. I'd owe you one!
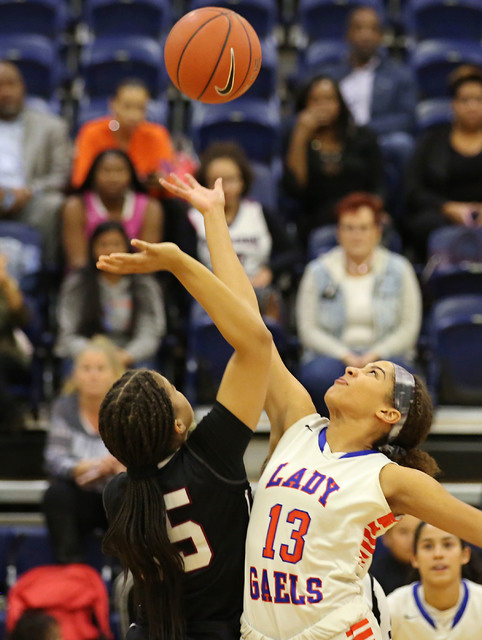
[43,335,126,564]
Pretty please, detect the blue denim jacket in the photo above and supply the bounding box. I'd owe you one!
[311,249,405,342]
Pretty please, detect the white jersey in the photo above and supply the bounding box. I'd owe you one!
[188,199,272,279]
[242,414,397,640]
[388,579,482,640]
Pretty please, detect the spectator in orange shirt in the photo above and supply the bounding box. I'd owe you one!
[71,78,175,194]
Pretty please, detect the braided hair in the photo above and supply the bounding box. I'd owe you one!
[99,369,185,640]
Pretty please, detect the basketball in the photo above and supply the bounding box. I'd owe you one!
[164,7,262,104]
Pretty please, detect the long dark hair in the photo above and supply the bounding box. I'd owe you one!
[99,369,185,640]
[295,74,354,140]
[76,220,139,339]
[375,374,440,477]
[74,148,147,195]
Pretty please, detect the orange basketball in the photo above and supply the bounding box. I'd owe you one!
[164,6,262,104]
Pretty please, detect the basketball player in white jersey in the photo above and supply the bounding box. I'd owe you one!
[388,521,482,639]
[104,173,482,640]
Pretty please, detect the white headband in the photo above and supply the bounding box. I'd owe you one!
[389,364,415,441]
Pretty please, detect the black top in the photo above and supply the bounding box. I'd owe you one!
[370,551,415,596]
[446,147,482,203]
[282,123,385,235]
[104,402,253,640]
[405,124,482,215]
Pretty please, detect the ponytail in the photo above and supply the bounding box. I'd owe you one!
[99,370,185,640]
[377,375,440,477]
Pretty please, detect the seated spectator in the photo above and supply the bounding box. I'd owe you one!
[10,610,61,640]
[283,75,385,245]
[43,336,125,564]
[188,142,301,321]
[56,221,166,370]
[62,149,163,270]
[317,5,416,207]
[388,521,482,639]
[0,250,32,431]
[71,77,175,195]
[370,514,420,595]
[296,192,421,415]
[405,65,482,262]
[0,61,71,264]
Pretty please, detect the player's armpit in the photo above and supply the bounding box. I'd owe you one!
[380,464,482,548]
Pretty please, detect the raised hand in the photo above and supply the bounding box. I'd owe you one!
[97,239,181,275]
[160,173,225,216]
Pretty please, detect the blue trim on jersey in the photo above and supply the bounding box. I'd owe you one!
[318,427,378,458]
[453,580,469,628]
[413,580,469,629]
[413,582,436,628]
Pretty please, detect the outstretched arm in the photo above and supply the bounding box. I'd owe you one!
[381,464,482,548]
[98,241,271,431]
[159,174,316,449]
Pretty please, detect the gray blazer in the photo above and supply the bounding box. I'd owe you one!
[20,107,72,193]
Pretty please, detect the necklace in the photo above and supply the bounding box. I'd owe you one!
[346,257,372,275]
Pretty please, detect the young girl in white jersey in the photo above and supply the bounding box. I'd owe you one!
[388,521,482,639]
[100,173,482,640]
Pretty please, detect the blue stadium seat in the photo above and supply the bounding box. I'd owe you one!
[248,160,281,211]
[189,0,278,39]
[416,97,452,131]
[8,526,55,579]
[299,40,349,79]
[409,40,482,99]
[0,221,44,305]
[75,96,168,132]
[4,525,114,585]
[0,527,14,592]
[0,0,68,39]
[84,0,171,39]
[298,0,385,43]
[246,36,278,100]
[184,311,286,405]
[0,36,62,99]
[427,294,482,405]
[25,95,62,116]
[423,227,482,301]
[427,227,482,265]
[404,0,482,42]
[190,97,281,165]
[0,221,49,412]
[80,36,168,99]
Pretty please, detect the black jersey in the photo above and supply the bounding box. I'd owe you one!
[104,401,253,640]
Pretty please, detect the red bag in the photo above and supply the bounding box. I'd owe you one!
[6,564,113,640]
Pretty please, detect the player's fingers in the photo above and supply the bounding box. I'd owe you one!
[130,238,152,252]
[96,259,120,273]
[214,177,223,191]
[168,173,189,189]
[159,176,183,195]
[184,174,199,188]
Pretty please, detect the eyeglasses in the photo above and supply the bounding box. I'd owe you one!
[338,223,378,233]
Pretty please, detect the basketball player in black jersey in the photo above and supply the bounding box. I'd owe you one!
[96,231,272,640]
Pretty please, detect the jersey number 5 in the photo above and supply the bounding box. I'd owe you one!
[262,504,311,564]
[165,488,213,572]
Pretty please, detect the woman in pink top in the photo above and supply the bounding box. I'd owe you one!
[62,149,164,270]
